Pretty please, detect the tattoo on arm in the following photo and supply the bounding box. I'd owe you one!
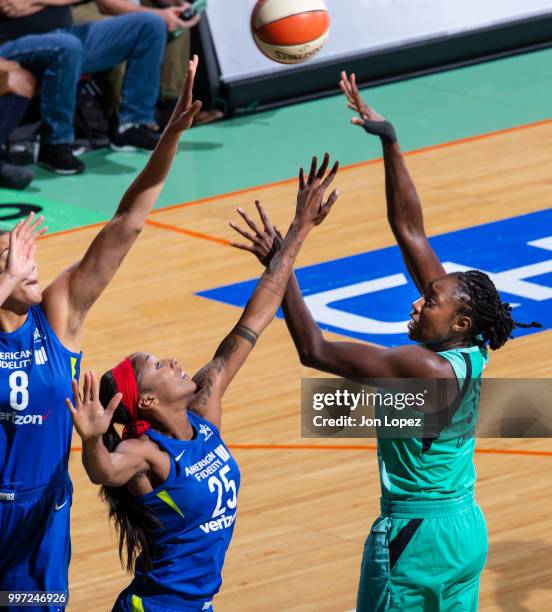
[234,324,259,346]
[258,278,286,297]
[190,227,305,415]
[214,332,240,363]
[191,361,220,411]
[189,325,258,413]
[261,225,303,290]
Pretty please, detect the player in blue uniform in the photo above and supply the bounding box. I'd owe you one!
[0,57,204,611]
[228,74,541,611]
[66,154,341,611]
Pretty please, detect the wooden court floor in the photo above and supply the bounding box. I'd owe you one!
[36,120,552,611]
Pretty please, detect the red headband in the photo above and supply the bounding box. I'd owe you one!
[111,357,150,439]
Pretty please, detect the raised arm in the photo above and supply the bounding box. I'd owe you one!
[189,155,340,429]
[42,57,203,352]
[66,372,165,487]
[0,213,46,307]
[339,71,446,293]
[230,205,453,385]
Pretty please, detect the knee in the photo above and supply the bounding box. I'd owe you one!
[8,68,36,99]
[134,12,167,41]
[52,34,84,66]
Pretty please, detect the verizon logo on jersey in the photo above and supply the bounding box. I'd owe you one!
[199,512,236,534]
[0,411,43,425]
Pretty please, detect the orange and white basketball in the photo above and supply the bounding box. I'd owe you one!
[251,0,330,65]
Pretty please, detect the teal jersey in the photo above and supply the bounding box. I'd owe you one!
[377,344,488,501]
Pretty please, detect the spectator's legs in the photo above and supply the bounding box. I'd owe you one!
[0,66,35,189]
[140,0,190,101]
[71,1,124,118]
[0,34,83,144]
[69,13,165,126]
[0,94,30,145]
[159,25,191,100]
[0,95,34,188]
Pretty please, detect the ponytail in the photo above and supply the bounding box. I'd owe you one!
[99,366,160,572]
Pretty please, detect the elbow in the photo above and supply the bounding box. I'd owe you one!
[387,211,408,236]
[388,216,423,241]
[88,473,107,486]
[103,477,122,488]
[298,343,323,368]
[85,467,115,487]
[94,474,123,487]
[299,352,317,368]
[113,212,143,238]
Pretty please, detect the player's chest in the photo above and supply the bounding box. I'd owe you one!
[158,445,241,528]
[0,337,70,411]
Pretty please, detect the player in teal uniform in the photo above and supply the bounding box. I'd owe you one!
[229,74,540,611]
[66,154,340,611]
[0,57,204,611]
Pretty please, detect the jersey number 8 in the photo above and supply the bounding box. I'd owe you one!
[9,370,30,411]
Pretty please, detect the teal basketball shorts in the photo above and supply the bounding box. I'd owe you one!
[356,492,487,612]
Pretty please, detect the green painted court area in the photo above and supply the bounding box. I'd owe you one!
[1,48,551,233]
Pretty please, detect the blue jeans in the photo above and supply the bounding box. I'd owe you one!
[0,13,165,144]
[0,94,30,146]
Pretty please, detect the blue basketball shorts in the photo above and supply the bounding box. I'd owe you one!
[0,471,72,612]
[113,586,214,612]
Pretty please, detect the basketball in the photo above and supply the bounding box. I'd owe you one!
[251,0,330,65]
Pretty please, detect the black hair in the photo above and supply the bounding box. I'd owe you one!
[452,270,542,350]
[99,358,160,573]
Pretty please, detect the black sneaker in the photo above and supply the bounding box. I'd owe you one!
[39,144,85,175]
[110,124,160,152]
[0,161,34,190]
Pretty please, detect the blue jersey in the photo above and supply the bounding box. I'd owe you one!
[0,305,82,489]
[129,411,240,605]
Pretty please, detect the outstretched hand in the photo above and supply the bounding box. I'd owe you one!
[229,201,283,266]
[66,371,122,442]
[6,212,47,282]
[231,154,339,261]
[339,71,397,144]
[295,153,340,228]
[165,54,203,133]
[339,71,384,124]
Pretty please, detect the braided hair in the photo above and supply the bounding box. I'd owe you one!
[452,270,541,350]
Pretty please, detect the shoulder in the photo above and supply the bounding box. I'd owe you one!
[188,408,222,438]
[41,264,83,348]
[115,435,162,458]
[382,344,456,378]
